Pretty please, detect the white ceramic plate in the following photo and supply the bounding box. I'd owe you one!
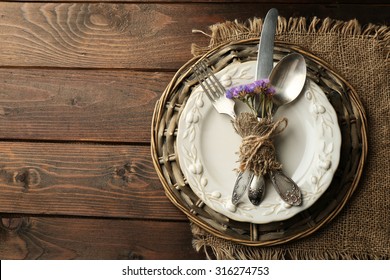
[177,61,341,223]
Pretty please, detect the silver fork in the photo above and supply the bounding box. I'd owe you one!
[193,61,236,119]
[193,60,264,207]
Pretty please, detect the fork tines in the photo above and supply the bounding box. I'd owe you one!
[192,60,236,119]
[193,61,226,101]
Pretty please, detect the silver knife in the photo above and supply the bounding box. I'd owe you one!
[231,8,278,206]
[253,8,302,206]
[255,8,278,112]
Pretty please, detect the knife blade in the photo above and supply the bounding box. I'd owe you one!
[255,8,278,114]
[256,8,278,80]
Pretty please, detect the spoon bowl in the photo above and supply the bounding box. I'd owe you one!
[269,53,307,109]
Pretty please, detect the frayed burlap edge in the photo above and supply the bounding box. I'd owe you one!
[192,16,390,60]
[191,224,389,260]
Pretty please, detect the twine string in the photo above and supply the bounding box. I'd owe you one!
[233,113,288,176]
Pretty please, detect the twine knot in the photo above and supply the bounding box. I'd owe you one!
[233,112,288,176]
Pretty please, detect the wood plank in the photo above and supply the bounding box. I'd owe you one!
[0,216,204,259]
[0,141,186,220]
[0,3,388,69]
[4,0,389,5]
[0,2,207,69]
[0,69,170,142]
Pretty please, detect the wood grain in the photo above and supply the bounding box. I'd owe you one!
[0,0,388,260]
[0,141,185,220]
[0,69,171,142]
[0,216,203,259]
[0,3,207,69]
[0,3,388,69]
[8,0,389,3]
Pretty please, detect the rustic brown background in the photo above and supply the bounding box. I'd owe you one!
[0,0,388,259]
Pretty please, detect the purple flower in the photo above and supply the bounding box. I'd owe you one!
[226,88,234,99]
[266,86,276,95]
[225,84,251,99]
[253,79,267,88]
[250,79,275,96]
[247,82,257,92]
[225,79,275,117]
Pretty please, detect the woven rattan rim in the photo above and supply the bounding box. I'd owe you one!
[151,39,367,246]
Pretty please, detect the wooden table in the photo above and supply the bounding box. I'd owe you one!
[0,0,388,260]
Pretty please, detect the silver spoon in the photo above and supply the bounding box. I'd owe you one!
[269,53,307,113]
[232,53,307,206]
[267,53,306,206]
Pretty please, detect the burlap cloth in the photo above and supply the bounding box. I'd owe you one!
[190,16,389,260]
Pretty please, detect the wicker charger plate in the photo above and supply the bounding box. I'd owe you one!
[151,39,367,246]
